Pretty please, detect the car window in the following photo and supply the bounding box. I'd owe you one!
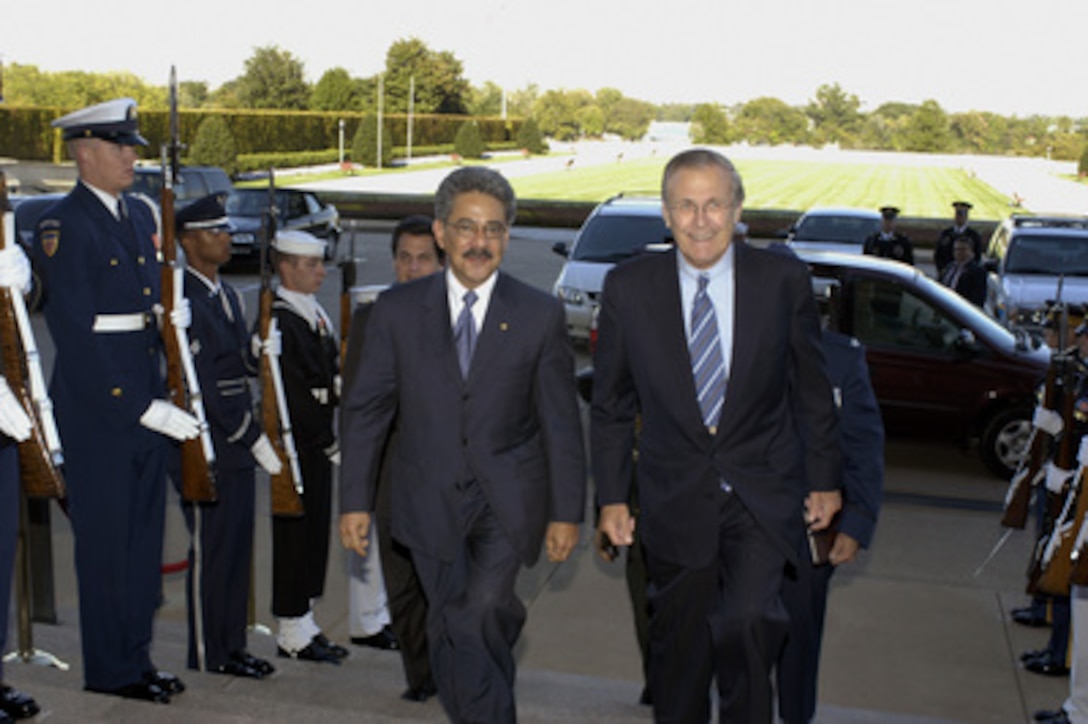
[852,278,960,352]
[285,193,307,218]
[226,191,269,216]
[1005,235,1088,275]
[795,216,879,244]
[571,215,671,263]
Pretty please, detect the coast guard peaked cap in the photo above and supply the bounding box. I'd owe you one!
[176,193,231,233]
[273,229,326,258]
[52,98,149,146]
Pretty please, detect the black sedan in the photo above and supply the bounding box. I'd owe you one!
[225,188,341,263]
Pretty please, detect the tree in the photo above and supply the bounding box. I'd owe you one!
[733,97,808,145]
[578,105,606,138]
[188,115,238,175]
[382,38,470,114]
[178,81,210,109]
[310,67,359,111]
[806,83,861,146]
[533,89,592,141]
[904,100,951,152]
[607,97,655,141]
[453,120,486,159]
[351,112,392,167]
[468,81,505,117]
[235,45,309,110]
[506,84,539,118]
[516,118,548,155]
[690,103,730,145]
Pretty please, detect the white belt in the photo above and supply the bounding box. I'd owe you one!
[92,313,150,333]
[311,388,329,405]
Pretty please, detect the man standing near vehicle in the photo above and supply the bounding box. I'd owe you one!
[339,167,586,723]
[33,98,198,703]
[863,206,914,266]
[934,201,984,276]
[593,148,842,723]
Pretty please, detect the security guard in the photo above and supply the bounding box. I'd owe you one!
[33,98,199,704]
[862,206,914,265]
[174,194,281,679]
[934,201,984,276]
[267,230,347,663]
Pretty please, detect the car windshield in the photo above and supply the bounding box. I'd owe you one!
[1005,235,1088,276]
[571,215,672,263]
[226,191,277,217]
[794,215,880,244]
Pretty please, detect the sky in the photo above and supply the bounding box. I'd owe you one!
[2,0,1086,118]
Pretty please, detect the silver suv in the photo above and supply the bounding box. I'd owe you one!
[985,215,1088,329]
[551,195,671,340]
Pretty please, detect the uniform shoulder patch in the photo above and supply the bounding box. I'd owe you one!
[40,228,60,257]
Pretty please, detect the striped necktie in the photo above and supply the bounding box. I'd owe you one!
[454,290,478,378]
[689,274,726,432]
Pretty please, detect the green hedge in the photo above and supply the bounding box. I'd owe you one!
[232,141,525,175]
[0,105,523,162]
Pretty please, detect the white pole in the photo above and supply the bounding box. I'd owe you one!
[407,75,414,161]
[338,119,345,165]
[377,73,384,170]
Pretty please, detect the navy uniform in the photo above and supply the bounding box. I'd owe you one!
[934,201,984,276]
[862,206,914,266]
[32,99,197,703]
[174,195,277,680]
[777,331,884,724]
[267,230,346,662]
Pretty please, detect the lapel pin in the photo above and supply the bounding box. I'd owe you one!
[500,322,509,331]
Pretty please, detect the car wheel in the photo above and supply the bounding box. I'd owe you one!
[980,406,1033,480]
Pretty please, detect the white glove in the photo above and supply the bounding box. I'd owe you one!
[1046,461,1073,494]
[140,399,200,441]
[0,377,32,442]
[334,374,342,399]
[325,443,340,466]
[261,328,282,358]
[250,433,283,475]
[1033,406,1064,436]
[0,245,31,294]
[1078,436,1088,467]
[170,297,191,330]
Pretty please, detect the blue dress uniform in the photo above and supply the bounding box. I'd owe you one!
[32,123,172,693]
[777,331,884,724]
[180,267,264,673]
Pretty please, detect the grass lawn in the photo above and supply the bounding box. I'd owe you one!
[510,156,1012,220]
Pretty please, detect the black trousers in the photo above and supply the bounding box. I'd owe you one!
[411,480,524,724]
[645,489,790,724]
[271,448,331,617]
[777,545,834,724]
[182,466,255,670]
[0,444,17,684]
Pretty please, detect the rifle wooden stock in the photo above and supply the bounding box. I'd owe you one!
[160,184,217,503]
[0,172,64,499]
[1002,361,1060,528]
[259,287,303,517]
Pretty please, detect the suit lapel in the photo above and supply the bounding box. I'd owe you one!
[466,273,514,385]
[422,274,463,384]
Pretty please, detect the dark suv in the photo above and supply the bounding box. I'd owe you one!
[985,214,1088,329]
[127,165,234,209]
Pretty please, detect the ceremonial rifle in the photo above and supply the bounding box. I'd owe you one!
[160,65,217,502]
[258,171,304,516]
[339,256,356,369]
[0,172,65,499]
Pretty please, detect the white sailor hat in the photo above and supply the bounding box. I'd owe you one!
[52,98,148,146]
[273,229,326,258]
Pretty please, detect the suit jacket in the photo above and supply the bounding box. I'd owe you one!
[340,271,586,566]
[943,260,987,308]
[591,244,841,569]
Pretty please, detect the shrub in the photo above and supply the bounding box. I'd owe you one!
[351,113,393,167]
[188,116,238,175]
[516,117,548,155]
[454,121,486,159]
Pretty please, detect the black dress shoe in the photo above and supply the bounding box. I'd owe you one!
[350,625,399,651]
[1013,606,1050,627]
[1024,655,1070,676]
[85,680,171,704]
[1035,710,1071,723]
[230,651,275,677]
[147,669,186,695]
[214,659,266,679]
[277,640,342,665]
[401,680,437,702]
[1021,648,1048,663]
[314,633,349,658]
[0,685,40,719]
[638,685,653,706]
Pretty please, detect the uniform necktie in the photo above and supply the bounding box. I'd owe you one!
[454,290,478,378]
[689,274,726,431]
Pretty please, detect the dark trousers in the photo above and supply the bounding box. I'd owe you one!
[65,428,167,690]
[272,448,331,617]
[378,511,433,691]
[182,466,256,670]
[0,444,17,683]
[411,479,525,724]
[778,546,835,724]
[645,490,790,724]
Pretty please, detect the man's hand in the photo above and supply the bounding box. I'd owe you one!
[545,522,579,562]
[594,530,620,563]
[828,532,861,566]
[339,511,371,557]
[598,503,635,549]
[804,490,842,532]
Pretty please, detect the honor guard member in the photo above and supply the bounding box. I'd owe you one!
[32,98,199,703]
[267,230,348,663]
[934,201,984,276]
[0,233,41,722]
[174,194,281,680]
[862,206,914,266]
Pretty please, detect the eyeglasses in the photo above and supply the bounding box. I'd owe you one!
[449,220,508,241]
[667,199,731,220]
